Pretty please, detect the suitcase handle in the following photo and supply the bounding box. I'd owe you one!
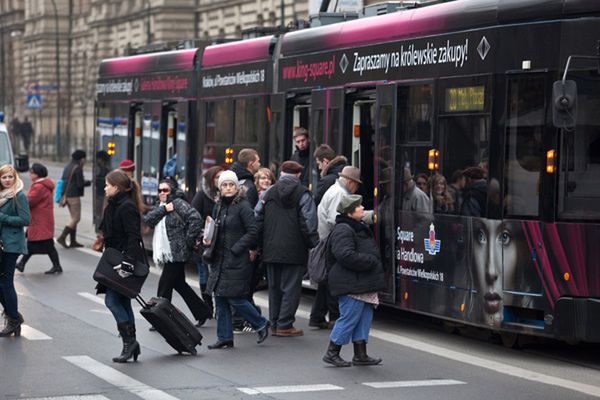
[135,295,149,309]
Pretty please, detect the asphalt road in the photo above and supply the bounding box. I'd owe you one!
[1,158,599,400]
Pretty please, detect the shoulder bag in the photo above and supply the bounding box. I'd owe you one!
[93,241,150,298]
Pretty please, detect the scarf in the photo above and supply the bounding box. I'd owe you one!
[152,202,173,265]
[0,178,24,208]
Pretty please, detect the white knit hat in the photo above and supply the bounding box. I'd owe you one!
[218,170,240,188]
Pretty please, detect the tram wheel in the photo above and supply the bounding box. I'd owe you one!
[500,332,520,349]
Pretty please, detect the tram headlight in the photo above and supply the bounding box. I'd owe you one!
[546,150,556,174]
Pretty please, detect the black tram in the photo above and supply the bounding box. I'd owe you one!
[95,0,600,343]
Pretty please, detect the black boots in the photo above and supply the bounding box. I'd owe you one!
[352,341,382,366]
[113,323,141,363]
[322,341,351,367]
[57,227,83,248]
[0,314,23,337]
[45,265,63,274]
[69,227,84,248]
[57,227,70,248]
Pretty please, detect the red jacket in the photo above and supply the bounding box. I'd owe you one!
[27,178,55,241]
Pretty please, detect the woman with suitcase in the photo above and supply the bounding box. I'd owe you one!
[205,170,270,349]
[144,178,210,327]
[98,169,145,362]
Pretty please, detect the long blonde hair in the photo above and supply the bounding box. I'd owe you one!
[0,164,23,196]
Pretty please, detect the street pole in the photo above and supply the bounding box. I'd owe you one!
[0,28,5,112]
[280,0,285,29]
[50,0,61,160]
[146,0,152,45]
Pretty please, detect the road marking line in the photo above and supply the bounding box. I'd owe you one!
[90,309,144,321]
[369,330,600,398]
[22,396,110,400]
[363,379,466,388]
[63,356,179,400]
[78,292,105,305]
[237,384,344,395]
[21,325,52,340]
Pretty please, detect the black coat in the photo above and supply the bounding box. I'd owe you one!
[461,180,487,217]
[191,181,217,219]
[97,191,143,293]
[62,161,90,198]
[327,215,385,297]
[291,148,310,187]
[206,192,257,298]
[231,162,259,208]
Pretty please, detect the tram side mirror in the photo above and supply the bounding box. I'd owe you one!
[552,80,577,129]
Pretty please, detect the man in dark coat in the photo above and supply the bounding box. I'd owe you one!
[57,149,91,248]
[230,148,261,209]
[313,144,348,206]
[255,160,319,337]
[461,166,488,217]
[290,127,310,187]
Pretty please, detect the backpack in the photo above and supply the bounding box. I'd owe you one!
[307,232,333,284]
[54,179,64,203]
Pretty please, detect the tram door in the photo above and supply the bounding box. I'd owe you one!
[347,87,396,302]
[131,107,143,183]
[310,88,344,193]
[160,104,178,180]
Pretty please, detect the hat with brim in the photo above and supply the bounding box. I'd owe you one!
[338,166,362,184]
[337,194,363,215]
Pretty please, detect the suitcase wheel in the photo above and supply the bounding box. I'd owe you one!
[189,348,197,355]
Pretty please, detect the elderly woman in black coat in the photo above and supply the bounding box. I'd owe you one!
[144,178,210,327]
[204,170,270,349]
[323,194,385,367]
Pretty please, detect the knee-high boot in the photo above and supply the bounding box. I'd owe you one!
[352,341,382,366]
[112,323,141,363]
[322,341,351,367]
[57,227,71,248]
[69,227,84,248]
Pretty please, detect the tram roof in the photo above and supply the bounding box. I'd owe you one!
[280,0,600,56]
[201,36,274,69]
[98,48,198,77]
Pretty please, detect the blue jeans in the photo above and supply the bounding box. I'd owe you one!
[0,252,20,319]
[197,261,208,286]
[330,295,374,345]
[104,288,135,324]
[215,296,268,341]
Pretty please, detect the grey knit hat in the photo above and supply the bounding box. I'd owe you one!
[336,194,363,215]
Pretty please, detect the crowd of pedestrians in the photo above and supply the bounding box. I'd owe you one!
[0,134,389,367]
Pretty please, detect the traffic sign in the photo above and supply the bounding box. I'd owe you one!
[26,94,42,109]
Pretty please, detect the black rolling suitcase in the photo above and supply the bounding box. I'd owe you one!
[136,296,202,355]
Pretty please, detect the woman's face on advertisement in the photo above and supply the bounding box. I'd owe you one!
[472,219,520,326]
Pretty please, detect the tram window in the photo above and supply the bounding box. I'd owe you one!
[206,100,230,144]
[439,116,490,216]
[176,116,187,188]
[504,76,545,218]
[398,84,433,143]
[312,109,324,146]
[558,73,600,220]
[269,110,283,174]
[328,108,340,150]
[234,98,260,145]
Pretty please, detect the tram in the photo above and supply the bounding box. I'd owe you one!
[95,0,600,344]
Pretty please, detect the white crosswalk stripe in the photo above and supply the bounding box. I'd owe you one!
[21,324,52,340]
[237,384,344,395]
[22,396,110,400]
[363,379,467,388]
[64,356,179,400]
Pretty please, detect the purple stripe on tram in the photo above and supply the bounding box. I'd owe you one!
[202,36,273,68]
[99,49,197,77]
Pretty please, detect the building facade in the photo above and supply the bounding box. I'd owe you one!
[1,0,309,158]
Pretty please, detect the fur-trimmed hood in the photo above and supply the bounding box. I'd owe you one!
[321,155,348,178]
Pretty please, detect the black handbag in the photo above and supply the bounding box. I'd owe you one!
[202,204,222,264]
[93,245,150,298]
